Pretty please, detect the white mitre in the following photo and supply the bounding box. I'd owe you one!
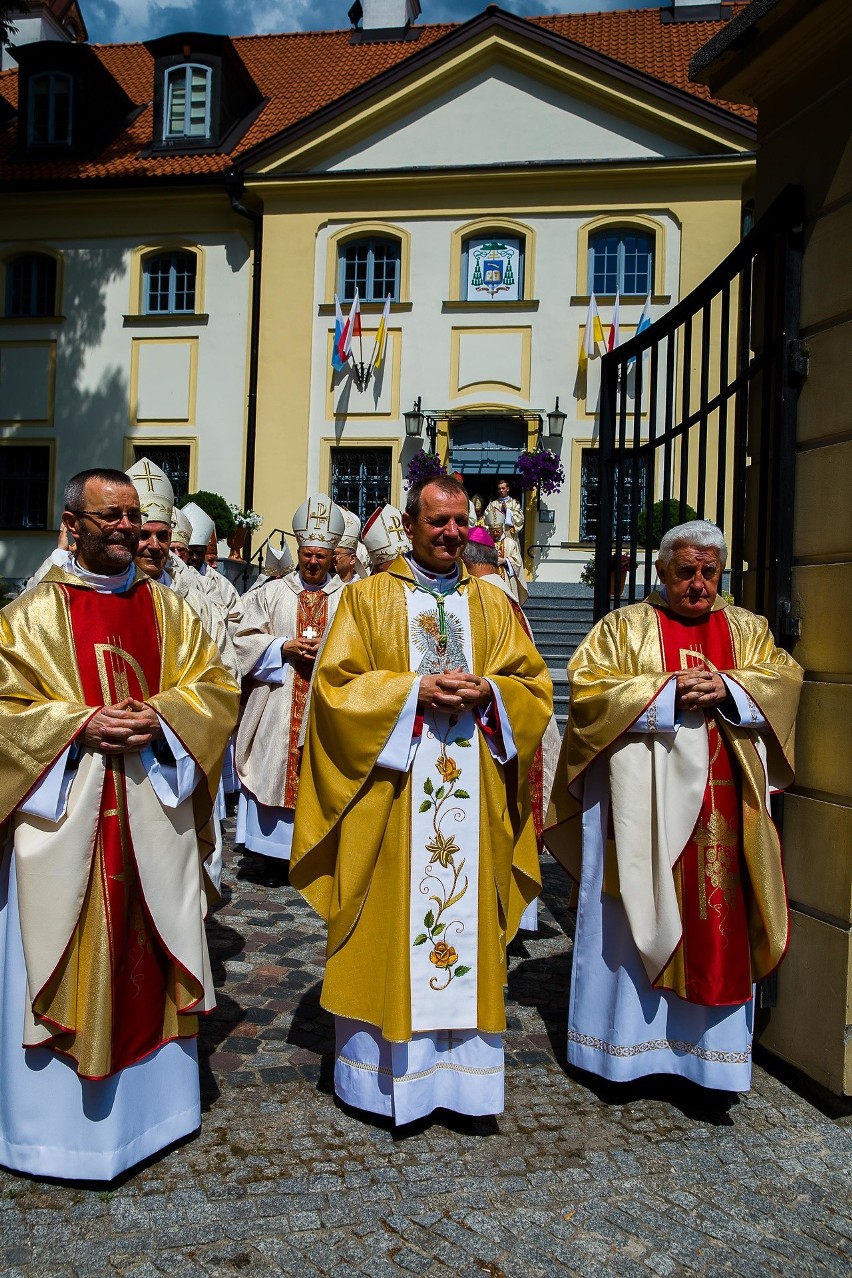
[338,509,362,551]
[126,456,174,525]
[171,505,192,548]
[182,501,216,547]
[264,541,294,575]
[483,506,506,533]
[293,492,345,550]
[362,504,411,567]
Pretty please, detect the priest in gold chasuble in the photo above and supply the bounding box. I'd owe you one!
[0,469,239,1181]
[544,522,802,1092]
[233,494,346,877]
[291,477,552,1125]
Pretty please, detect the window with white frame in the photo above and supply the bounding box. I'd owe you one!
[142,252,197,315]
[338,238,400,303]
[588,229,654,297]
[164,64,212,141]
[28,72,72,146]
[5,253,58,318]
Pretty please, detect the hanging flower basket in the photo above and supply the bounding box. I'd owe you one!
[515,448,564,495]
[405,449,447,488]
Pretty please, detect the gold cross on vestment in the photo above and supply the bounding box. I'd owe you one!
[309,503,328,528]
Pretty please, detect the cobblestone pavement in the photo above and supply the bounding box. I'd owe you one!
[1,816,850,1277]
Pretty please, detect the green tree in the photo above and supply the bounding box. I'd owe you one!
[179,491,236,540]
[2,3,29,49]
[637,498,699,548]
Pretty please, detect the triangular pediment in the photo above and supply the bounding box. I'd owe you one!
[244,13,753,177]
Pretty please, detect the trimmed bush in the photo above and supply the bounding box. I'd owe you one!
[179,491,236,540]
[637,498,698,548]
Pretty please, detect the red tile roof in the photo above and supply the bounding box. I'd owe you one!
[0,8,755,184]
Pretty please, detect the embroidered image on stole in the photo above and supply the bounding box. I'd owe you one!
[406,587,481,1032]
[283,589,328,809]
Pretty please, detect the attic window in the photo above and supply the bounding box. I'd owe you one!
[164,64,211,141]
[28,72,72,146]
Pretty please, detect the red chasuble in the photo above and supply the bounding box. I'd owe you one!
[654,608,753,1007]
[283,589,328,810]
[59,582,197,1075]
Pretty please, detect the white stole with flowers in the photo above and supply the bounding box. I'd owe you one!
[405,584,481,1033]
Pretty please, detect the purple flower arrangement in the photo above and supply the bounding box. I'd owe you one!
[405,449,447,488]
[515,448,565,495]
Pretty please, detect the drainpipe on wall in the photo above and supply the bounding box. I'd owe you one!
[227,174,262,530]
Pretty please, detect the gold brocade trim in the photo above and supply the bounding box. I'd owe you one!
[568,1029,751,1065]
[337,1054,504,1081]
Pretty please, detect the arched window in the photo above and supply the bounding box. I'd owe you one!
[5,253,58,318]
[143,251,197,314]
[164,64,212,140]
[28,72,72,146]
[588,229,654,297]
[338,237,400,303]
[462,234,524,302]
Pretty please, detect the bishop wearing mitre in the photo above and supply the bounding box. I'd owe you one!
[233,493,346,877]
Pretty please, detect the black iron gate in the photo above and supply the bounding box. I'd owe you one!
[594,184,806,648]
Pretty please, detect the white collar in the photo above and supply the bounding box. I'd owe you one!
[70,557,136,594]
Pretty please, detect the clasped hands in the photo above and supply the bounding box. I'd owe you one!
[418,670,491,714]
[80,697,163,755]
[675,670,727,713]
[282,636,320,665]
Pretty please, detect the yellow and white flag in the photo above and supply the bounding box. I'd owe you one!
[579,292,606,369]
[372,293,392,372]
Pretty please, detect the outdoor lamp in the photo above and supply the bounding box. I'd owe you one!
[404,397,424,438]
[547,396,567,438]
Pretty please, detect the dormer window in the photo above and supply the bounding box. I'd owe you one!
[28,72,73,146]
[164,64,211,141]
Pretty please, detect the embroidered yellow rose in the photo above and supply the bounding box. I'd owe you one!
[436,754,461,784]
[429,942,458,970]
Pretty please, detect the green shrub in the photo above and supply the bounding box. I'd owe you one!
[179,491,235,540]
[637,498,698,548]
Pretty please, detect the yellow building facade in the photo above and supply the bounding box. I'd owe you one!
[242,13,755,581]
[696,0,852,1094]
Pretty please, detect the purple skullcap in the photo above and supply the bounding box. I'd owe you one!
[468,526,495,548]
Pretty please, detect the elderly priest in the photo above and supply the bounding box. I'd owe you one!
[545,520,802,1092]
[0,468,240,1180]
[292,475,552,1125]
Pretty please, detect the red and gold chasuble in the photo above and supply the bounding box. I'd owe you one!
[42,583,198,1077]
[283,589,328,810]
[653,608,752,1007]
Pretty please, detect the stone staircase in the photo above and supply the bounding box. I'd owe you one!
[523,582,594,728]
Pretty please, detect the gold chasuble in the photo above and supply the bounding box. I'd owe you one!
[291,556,552,1043]
[544,594,802,1003]
[0,568,240,1078]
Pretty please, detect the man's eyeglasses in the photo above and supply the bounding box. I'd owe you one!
[71,508,143,528]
